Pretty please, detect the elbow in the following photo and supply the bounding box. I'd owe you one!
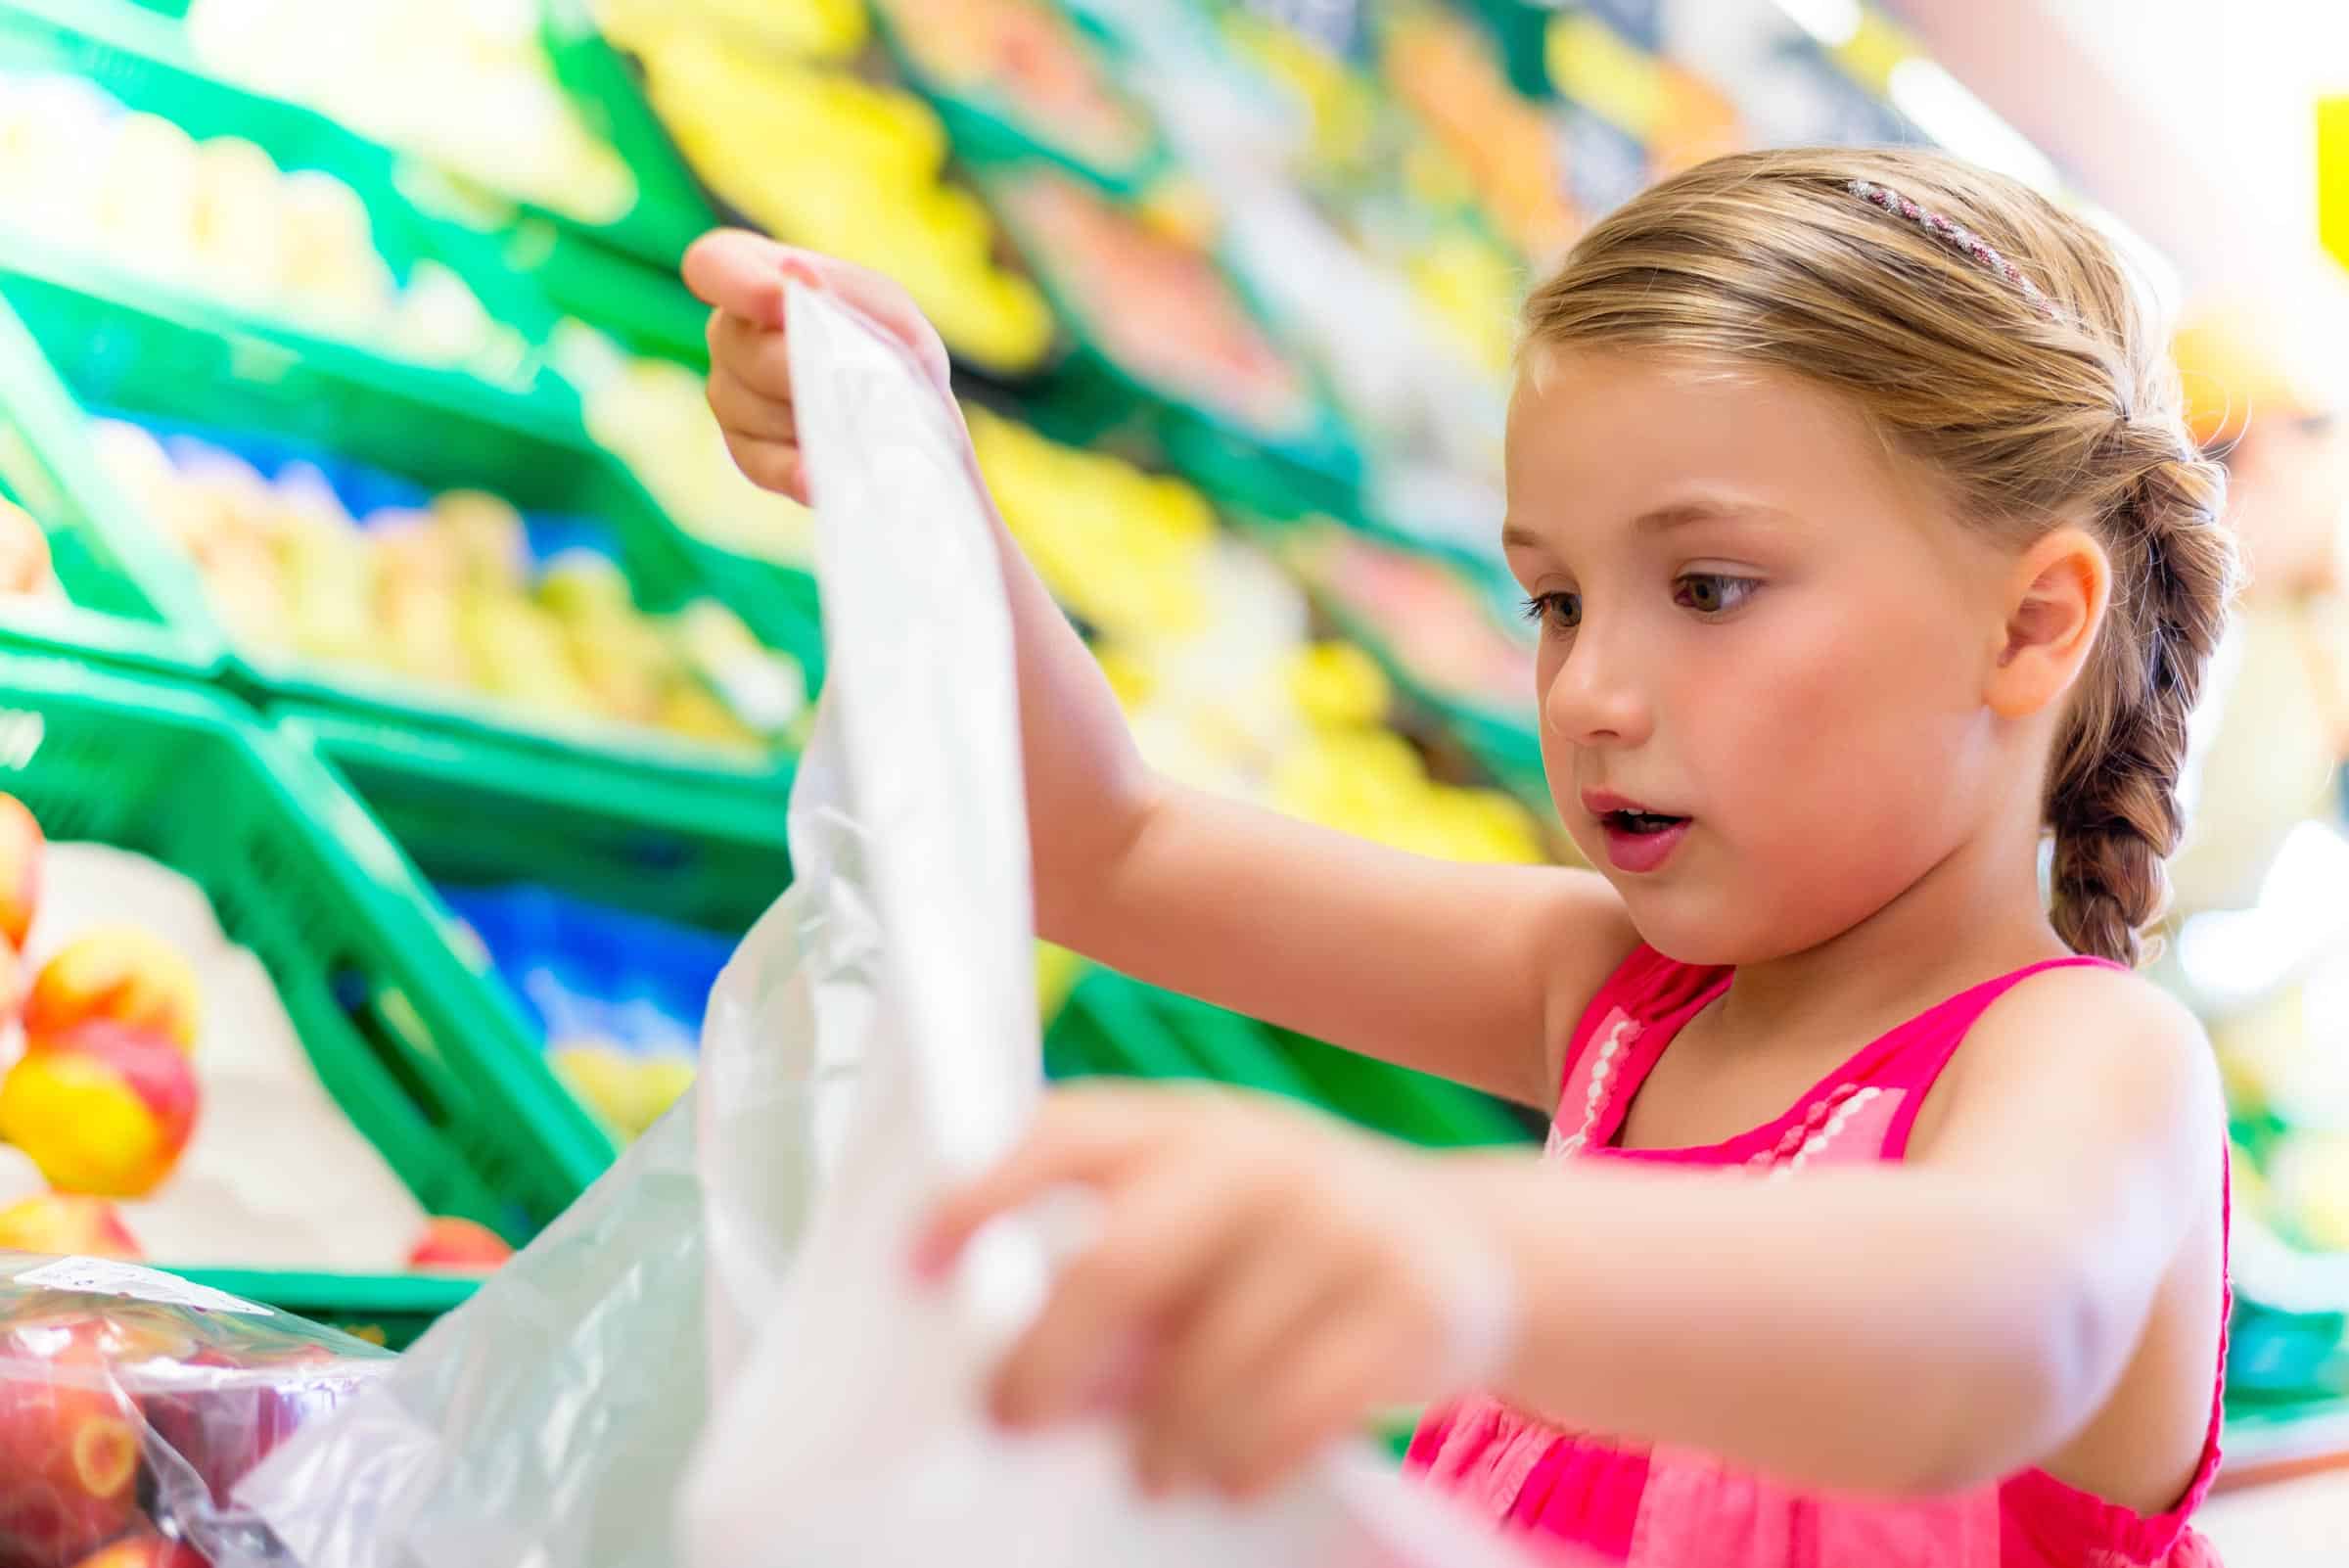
[1891,1232,2132,1497]
[1034,766,1165,942]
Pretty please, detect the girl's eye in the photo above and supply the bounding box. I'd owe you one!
[1675,574,1759,616]
[1521,591,1582,632]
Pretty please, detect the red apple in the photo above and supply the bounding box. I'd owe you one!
[404,1217,512,1272]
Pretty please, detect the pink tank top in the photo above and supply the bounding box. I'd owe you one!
[1406,945,2230,1567]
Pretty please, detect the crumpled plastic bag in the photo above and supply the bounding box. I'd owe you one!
[240,285,1537,1568]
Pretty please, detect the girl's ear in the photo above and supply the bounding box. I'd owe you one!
[1986,527,2111,719]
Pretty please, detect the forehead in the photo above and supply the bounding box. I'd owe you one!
[1504,347,1934,534]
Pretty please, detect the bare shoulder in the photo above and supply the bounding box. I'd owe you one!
[1914,960,2223,1176]
[1531,871,1644,1106]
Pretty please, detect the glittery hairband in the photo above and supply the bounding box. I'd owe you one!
[1846,179,2055,320]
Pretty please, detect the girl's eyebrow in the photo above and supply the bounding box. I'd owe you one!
[1502,499,1797,551]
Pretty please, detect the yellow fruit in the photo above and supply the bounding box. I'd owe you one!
[1289,641,1391,729]
[433,490,530,587]
[628,1057,696,1135]
[550,1040,638,1135]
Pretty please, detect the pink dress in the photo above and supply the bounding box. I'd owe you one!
[1407,945,2229,1567]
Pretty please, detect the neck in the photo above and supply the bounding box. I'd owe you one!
[1715,814,2072,1045]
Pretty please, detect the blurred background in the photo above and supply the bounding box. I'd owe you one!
[0,0,2334,1556]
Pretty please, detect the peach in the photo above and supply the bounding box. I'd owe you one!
[0,1357,139,1568]
[0,1197,141,1262]
[0,796,44,951]
[0,1025,200,1198]
[404,1217,513,1272]
[25,931,201,1056]
[0,502,56,601]
[63,1534,207,1568]
[0,944,23,1029]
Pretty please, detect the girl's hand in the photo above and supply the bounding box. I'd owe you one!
[682,230,955,504]
[917,1085,1517,1500]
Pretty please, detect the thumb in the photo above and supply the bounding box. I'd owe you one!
[682,228,809,329]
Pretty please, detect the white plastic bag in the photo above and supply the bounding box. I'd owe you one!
[242,285,1537,1568]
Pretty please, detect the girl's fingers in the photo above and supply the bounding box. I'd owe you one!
[989,1165,1238,1429]
[706,310,796,401]
[717,432,806,503]
[1131,1237,1356,1495]
[916,1088,1179,1273]
[705,359,798,445]
[1203,1306,1396,1500]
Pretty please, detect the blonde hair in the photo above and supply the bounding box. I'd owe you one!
[1524,147,2235,967]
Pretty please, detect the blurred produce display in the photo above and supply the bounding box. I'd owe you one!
[0,71,521,380]
[869,0,1161,187]
[552,322,814,566]
[88,420,805,756]
[992,170,1315,438]
[447,883,722,1144]
[0,0,2326,1456]
[0,786,434,1273]
[184,0,637,227]
[599,0,1055,372]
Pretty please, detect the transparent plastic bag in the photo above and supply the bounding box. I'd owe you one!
[0,1251,390,1568]
[243,285,1540,1568]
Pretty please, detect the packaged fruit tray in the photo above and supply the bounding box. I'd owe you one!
[862,0,1173,199]
[1049,969,1535,1149]
[0,257,823,787]
[0,0,572,385]
[0,651,612,1270]
[281,705,792,1148]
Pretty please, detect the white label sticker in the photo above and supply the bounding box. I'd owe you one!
[18,1257,270,1315]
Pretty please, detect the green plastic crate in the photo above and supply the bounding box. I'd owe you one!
[0,284,223,676]
[534,0,728,270]
[281,705,792,937]
[281,704,792,1156]
[0,254,823,779]
[1050,970,1535,1148]
[0,652,613,1246]
[160,1268,478,1351]
[506,215,714,369]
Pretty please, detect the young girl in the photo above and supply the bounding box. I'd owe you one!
[687,145,2236,1566]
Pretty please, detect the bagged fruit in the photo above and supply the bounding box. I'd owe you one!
[0,1251,390,1568]
[237,286,1538,1566]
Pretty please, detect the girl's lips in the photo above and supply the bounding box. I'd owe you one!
[1599,816,1692,874]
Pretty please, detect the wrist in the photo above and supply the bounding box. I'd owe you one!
[1421,1153,1542,1397]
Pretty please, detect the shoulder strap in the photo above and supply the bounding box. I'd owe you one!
[1877,954,2124,1158]
[1551,945,1727,1153]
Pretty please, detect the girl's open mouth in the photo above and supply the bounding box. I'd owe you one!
[1596,809,1691,873]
